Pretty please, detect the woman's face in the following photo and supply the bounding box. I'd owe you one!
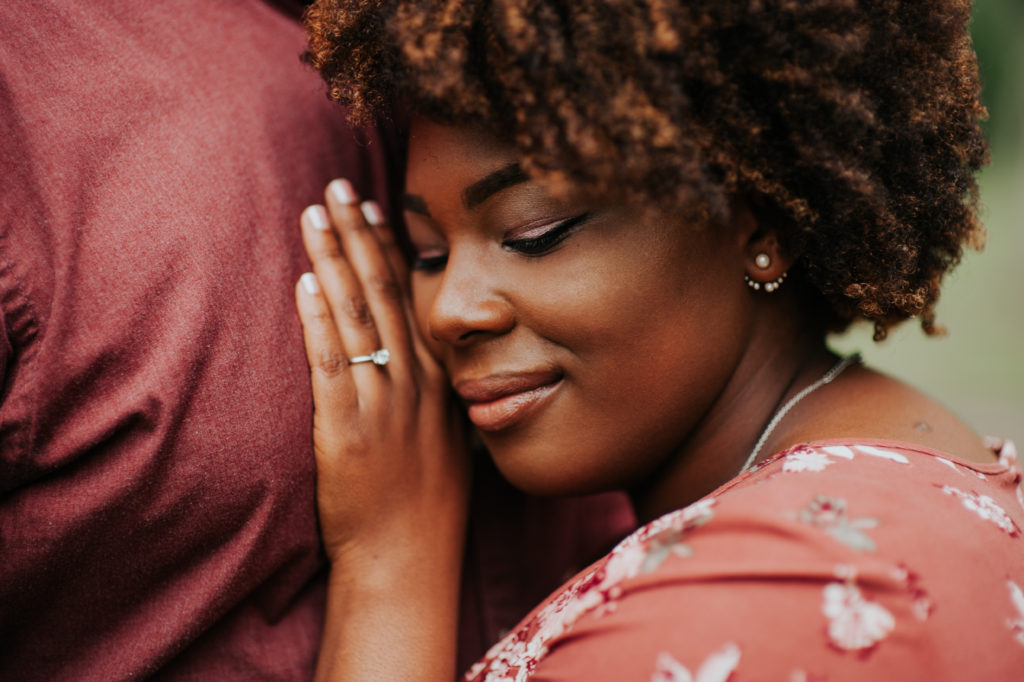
[404,120,756,496]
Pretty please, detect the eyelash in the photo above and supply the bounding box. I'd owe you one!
[411,252,448,272]
[502,213,591,256]
[410,213,591,272]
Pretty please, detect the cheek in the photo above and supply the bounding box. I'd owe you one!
[526,239,746,373]
[590,259,748,418]
[499,245,751,492]
[411,275,442,354]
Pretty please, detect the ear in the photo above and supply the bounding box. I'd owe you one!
[742,229,796,293]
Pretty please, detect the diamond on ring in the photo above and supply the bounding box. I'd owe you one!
[348,348,390,367]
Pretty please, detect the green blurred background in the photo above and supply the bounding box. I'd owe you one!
[831,0,1024,451]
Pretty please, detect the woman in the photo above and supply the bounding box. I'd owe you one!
[295,0,1024,679]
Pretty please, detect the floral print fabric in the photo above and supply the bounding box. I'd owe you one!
[465,440,1024,681]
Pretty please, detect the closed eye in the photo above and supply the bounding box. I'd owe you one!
[502,213,592,256]
[411,249,448,272]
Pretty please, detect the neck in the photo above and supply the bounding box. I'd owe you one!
[629,304,831,524]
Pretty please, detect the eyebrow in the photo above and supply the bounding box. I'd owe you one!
[401,162,529,218]
[462,163,528,209]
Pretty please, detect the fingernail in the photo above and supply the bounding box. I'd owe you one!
[328,178,357,205]
[303,205,329,231]
[300,272,320,294]
[360,201,383,226]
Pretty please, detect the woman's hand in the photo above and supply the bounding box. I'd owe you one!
[295,179,469,681]
[296,178,469,565]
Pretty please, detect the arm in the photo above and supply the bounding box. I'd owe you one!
[295,180,470,681]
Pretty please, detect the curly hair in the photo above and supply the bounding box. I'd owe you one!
[304,0,988,339]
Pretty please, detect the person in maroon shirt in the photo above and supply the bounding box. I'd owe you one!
[0,3,633,680]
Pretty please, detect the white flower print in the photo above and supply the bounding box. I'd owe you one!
[651,643,741,682]
[470,571,602,682]
[641,528,696,573]
[600,542,649,592]
[1007,580,1024,646]
[911,594,933,622]
[638,498,716,541]
[891,564,933,622]
[468,499,719,681]
[855,445,910,463]
[474,633,528,682]
[632,498,717,575]
[783,448,834,473]
[938,485,1021,536]
[797,496,878,552]
[822,581,895,651]
[820,445,856,460]
[682,498,716,525]
[820,444,909,464]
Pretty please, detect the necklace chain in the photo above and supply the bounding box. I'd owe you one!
[739,353,862,474]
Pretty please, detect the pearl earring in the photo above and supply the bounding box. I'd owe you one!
[745,251,786,292]
[745,272,786,292]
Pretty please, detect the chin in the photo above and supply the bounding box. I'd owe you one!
[485,439,623,497]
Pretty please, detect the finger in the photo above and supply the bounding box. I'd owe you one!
[359,199,436,376]
[325,179,413,371]
[360,200,409,289]
[295,272,358,416]
[301,204,384,376]
[364,208,443,388]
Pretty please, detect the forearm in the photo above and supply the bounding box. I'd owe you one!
[315,533,466,682]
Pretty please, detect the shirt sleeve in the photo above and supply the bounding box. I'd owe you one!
[531,516,927,681]
[487,444,1024,682]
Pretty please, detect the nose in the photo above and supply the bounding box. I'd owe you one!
[427,248,515,346]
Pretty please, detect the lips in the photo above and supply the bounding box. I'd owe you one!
[454,370,563,432]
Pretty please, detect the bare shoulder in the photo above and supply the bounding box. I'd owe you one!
[781,363,998,464]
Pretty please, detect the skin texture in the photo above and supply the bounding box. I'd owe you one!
[295,122,994,680]
[294,2,995,678]
[404,121,758,499]
[401,120,995,522]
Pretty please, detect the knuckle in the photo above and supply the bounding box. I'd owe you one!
[369,274,403,302]
[313,349,349,378]
[376,228,399,250]
[308,308,335,325]
[315,244,346,263]
[342,295,376,328]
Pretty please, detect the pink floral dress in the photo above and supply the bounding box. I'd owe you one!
[465,440,1024,681]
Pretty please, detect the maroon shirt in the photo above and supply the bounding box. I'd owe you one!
[0,3,633,680]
